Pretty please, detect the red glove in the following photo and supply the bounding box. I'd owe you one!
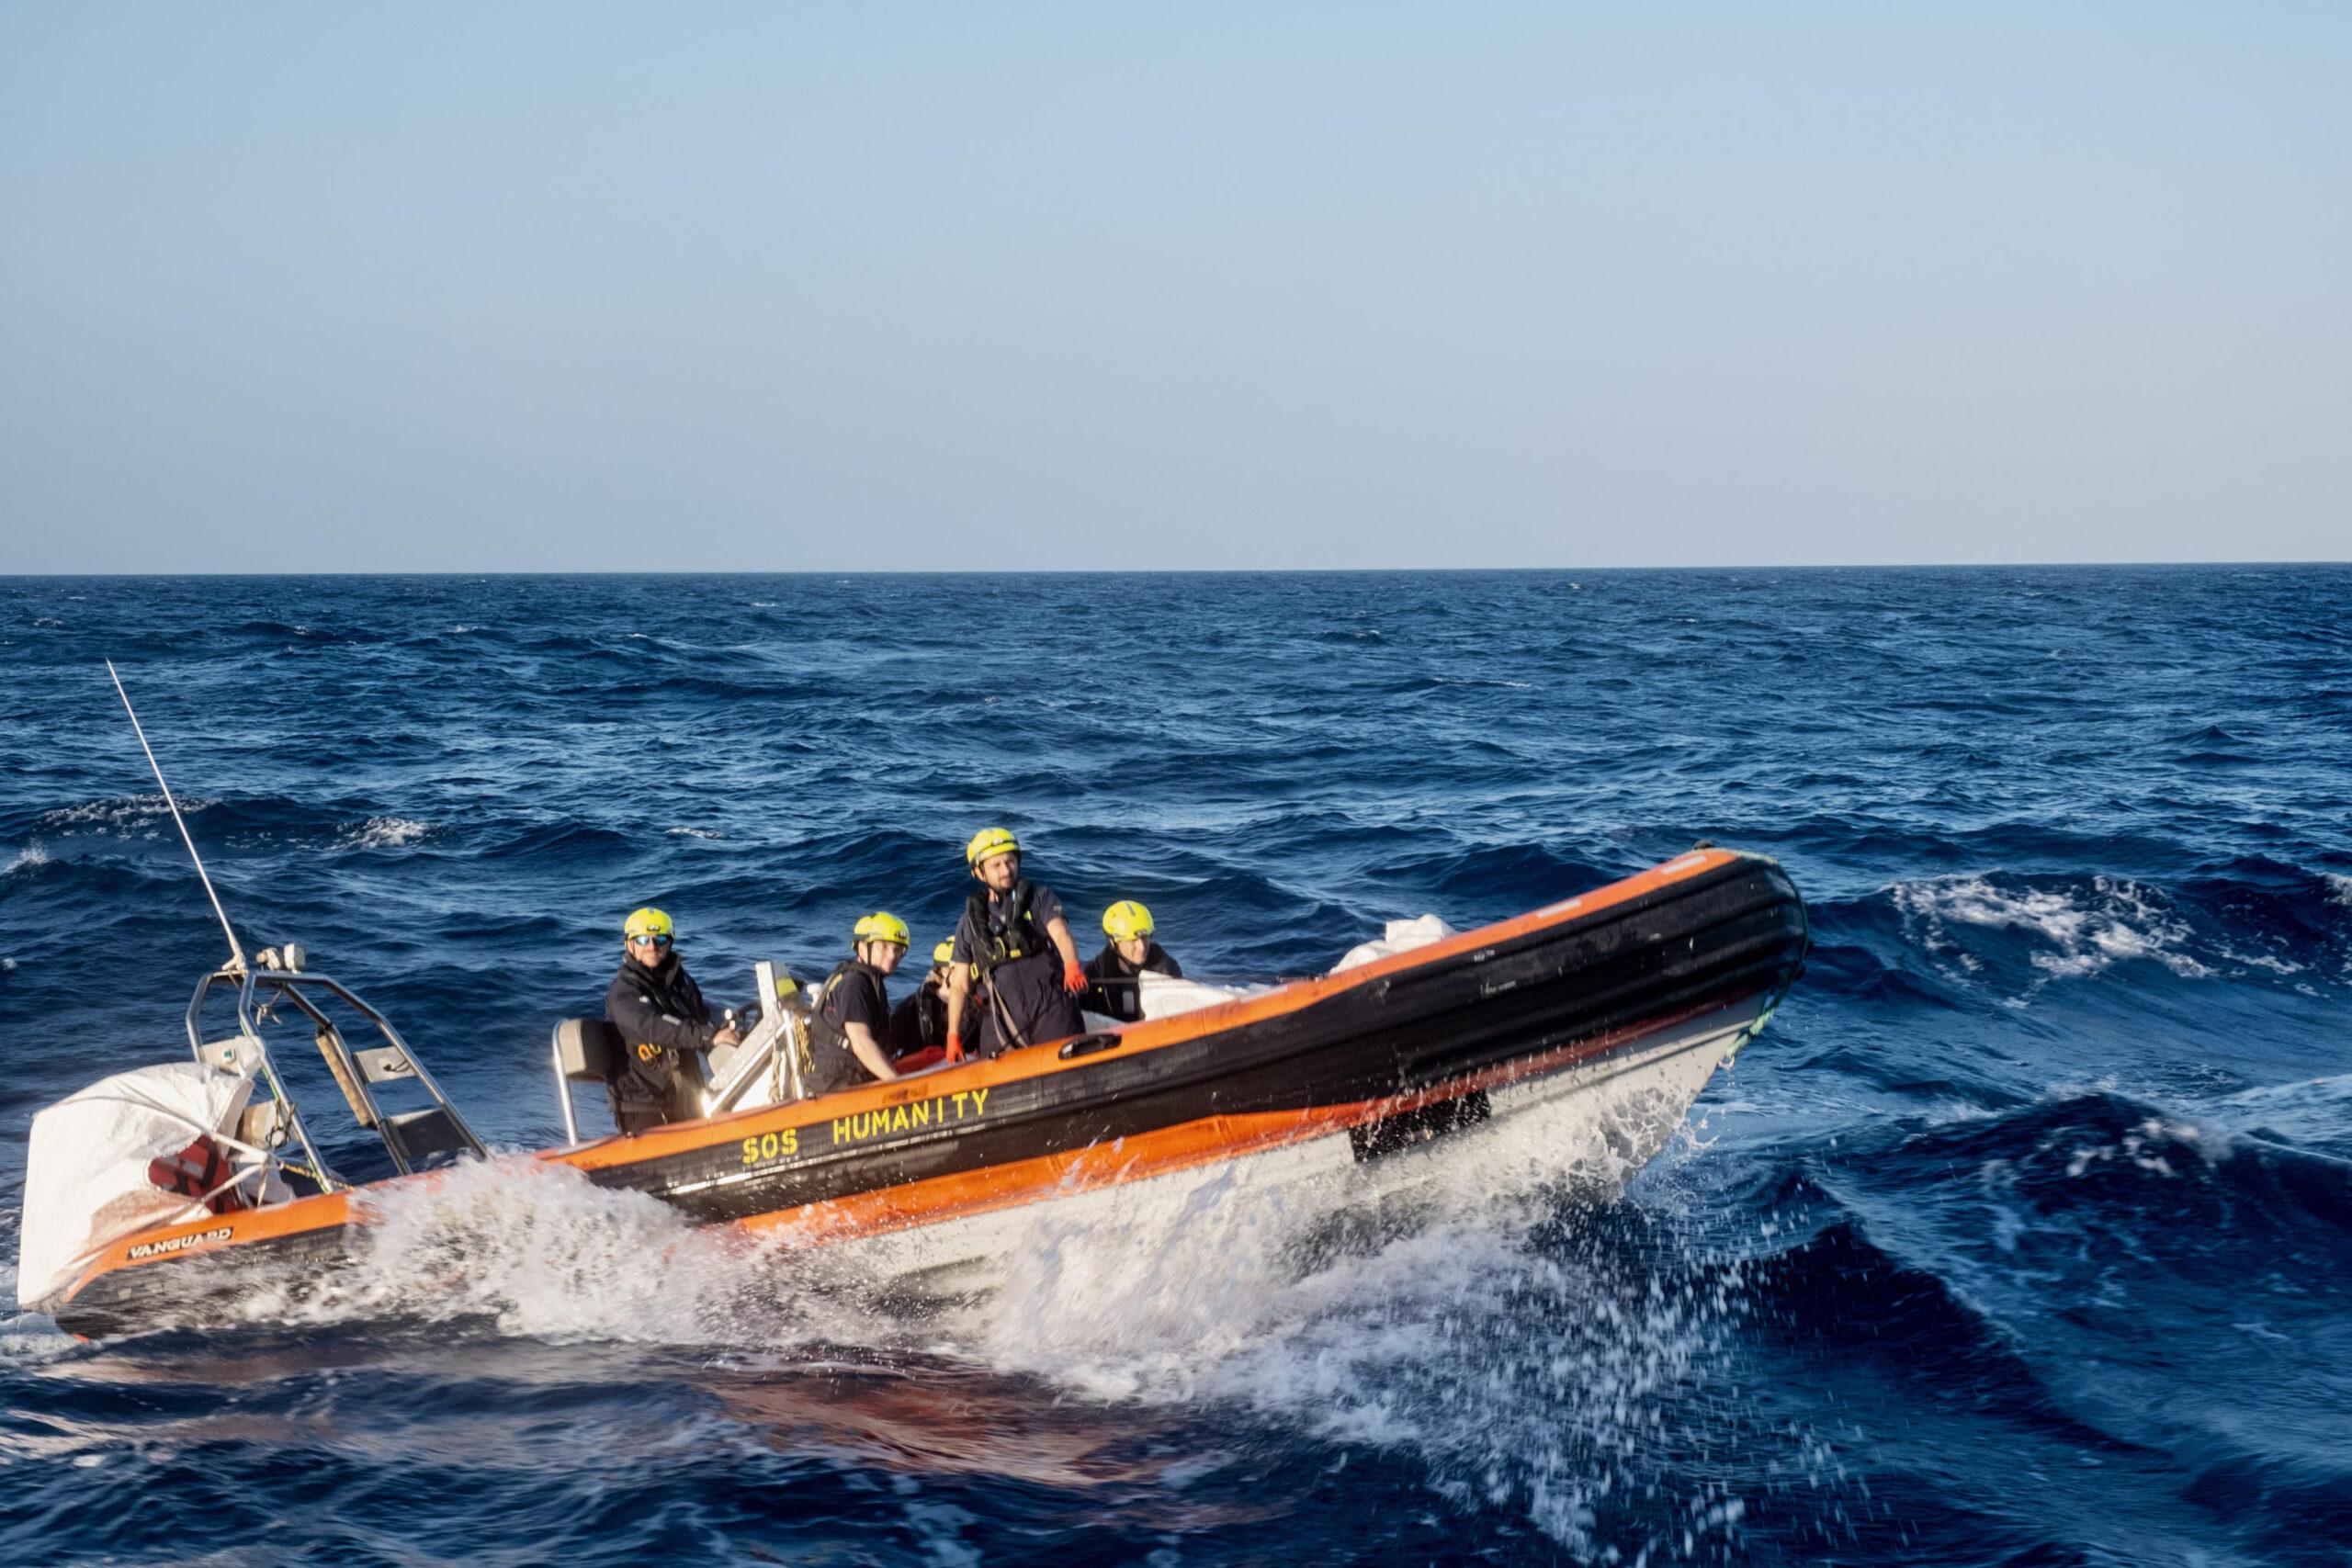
[944,1033,966,1064]
[1063,959,1087,995]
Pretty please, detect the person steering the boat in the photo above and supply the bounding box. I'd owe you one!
[1081,900,1183,1023]
[889,940,961,1064]
[944,828,1087,1061]
[804,913,910,1094]
[605,907,741,1134]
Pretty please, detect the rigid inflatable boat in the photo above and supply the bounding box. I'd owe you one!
[21,846,1807,1338]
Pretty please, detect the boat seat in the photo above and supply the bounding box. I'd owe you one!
[554,1018,623,1083]
[382,1107,475,1165]
[354,1044,419,1084]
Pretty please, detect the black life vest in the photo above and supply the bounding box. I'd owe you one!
[1083,942,1182,1022]
[966,880,1051,976]
[606,953,713,1118]
[804,960,889,1095]
[890,976,952,1056]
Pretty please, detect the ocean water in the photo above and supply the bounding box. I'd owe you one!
[1,567,2347,1566]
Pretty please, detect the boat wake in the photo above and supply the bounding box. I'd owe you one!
[211,1073,1830,1558]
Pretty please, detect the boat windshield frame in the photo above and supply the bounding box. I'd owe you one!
[185,965,484,1187]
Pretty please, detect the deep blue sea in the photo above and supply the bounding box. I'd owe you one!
[2,569,2348,1566]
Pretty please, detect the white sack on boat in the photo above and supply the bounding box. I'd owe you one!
[1329,915,1459,974]
[1114,919,1461,1024]
[1137,971,1270,1020]
[17,1063,253,1310]
[1080,976,1261,1031]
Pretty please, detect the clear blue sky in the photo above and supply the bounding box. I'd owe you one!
[4,3,2346,570]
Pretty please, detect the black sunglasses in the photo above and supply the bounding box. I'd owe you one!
[628,933,673,949]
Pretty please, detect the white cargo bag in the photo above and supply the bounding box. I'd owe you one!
[1073,916,1457,1032]
[1136,971,1272,1020]
[1329,914,1459,975]
[17,1063,255,1310]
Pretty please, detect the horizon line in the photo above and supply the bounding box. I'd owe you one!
[4,560,2345,581]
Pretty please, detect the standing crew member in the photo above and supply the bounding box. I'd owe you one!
[945,828,1086,1061]
[1082,900,1183,1023]
[890,940,960,1061]
[605,907,741,1135]
[803,913,910,1095]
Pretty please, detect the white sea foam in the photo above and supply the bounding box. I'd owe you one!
[336,817,428,851]
[2208,1074,2352,1156]
[237,1077,1801,1555]
[36,794,216,835]
[2056,1115,2213,1180]
[667,827,722,840]
[1891,874,2207,985]
[257,1158,869,1348]
[2327,873,2352,910]
[951,1088,1787,1556]
[0,1264,75,1363]
[3,843,51,874]
[0,1311,76,1362]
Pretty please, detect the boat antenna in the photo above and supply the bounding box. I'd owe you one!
[106,660,247,973]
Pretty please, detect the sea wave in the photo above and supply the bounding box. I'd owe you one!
[220,1093,1837,1560]
[335,816,429,851]
[31,793,217,835]
[1888,872,2206,983]
[5,566,2349,1565]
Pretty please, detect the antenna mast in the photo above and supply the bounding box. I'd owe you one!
[106,660,247,972]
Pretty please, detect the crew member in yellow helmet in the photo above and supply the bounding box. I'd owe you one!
[804,912,910,1095]
[1082,900,1184,1023]
[945,827,1087,1060]
[889,939,963,1065]
[605,907,741,1134]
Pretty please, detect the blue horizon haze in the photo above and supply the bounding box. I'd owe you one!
[4,5,2347,572]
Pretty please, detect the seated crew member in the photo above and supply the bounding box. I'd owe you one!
[605,906,741,1135]
[1082,900,1184,1023]
[804,912,910,1095]
[889,940,960,1061]
[944,827,1087,1062]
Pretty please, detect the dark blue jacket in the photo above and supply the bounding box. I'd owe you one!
[1082,942,1182,1022]
[605,953,717,1117]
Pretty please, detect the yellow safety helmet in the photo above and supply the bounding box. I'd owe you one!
[1102,900,1155,942]
[624,907,674,941]
[966,827,1021,867]
[854,911,910,949]
[932,940,956,965]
